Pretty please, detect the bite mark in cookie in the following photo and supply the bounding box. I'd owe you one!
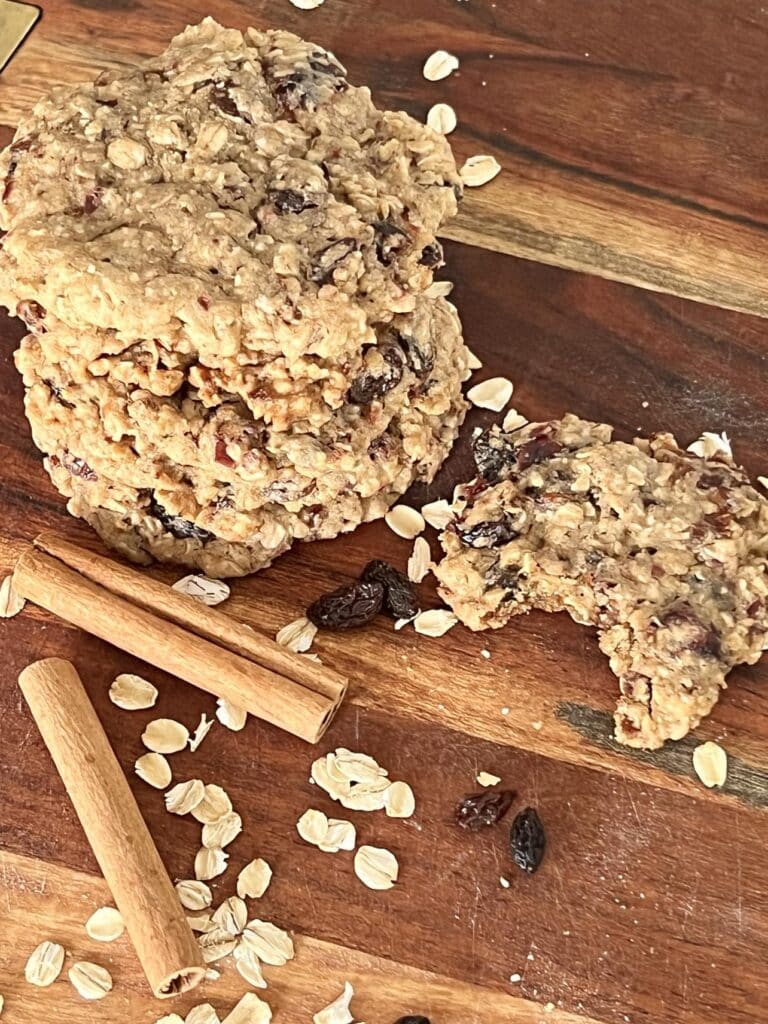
[435,414,768,748]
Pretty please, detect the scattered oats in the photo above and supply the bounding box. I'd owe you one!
[544,1003,555,1013]
[334,748,387,784]
[313,982,355,1024]
[318,818,357,853]
[531,721,543,731]
[216,699,247,731]
[142,718,189,754]
[192,784,233,824]
[502,408,529,432]
[166,779,206,815]
[186,914,214,933]
[302,651,323,663]
[394,616,415,630]
[421,498,454,530]
[172,575,230,607]
[758,475,768,490]
[204,969,221,982]
[0,575,25,618]
[85,907,124,942]
[339,777,391,812]
[467,376,513,411]
[460,154,502,187]
[212,897,248,937]
[202,812,243,849]
[275,616,318,652]
[385,504,425,539]
[221,992,272,1024]
[687,431,732,460]
[233,945,267,989]
[481,649,491,659]
[156,1015,185,1024]
[241,920,294,966]
[68,961,112,1000]
[427,102,457,134]
[413,608,458,637]
[109,673,158,710]
[500,877,510,889]
[407,536,432,583]
[384,780,416,819]
[189,714,214,753]
[297,808,330,846]
[237,859,273,899]
[466,349,483,371]
[423,279,454,298]
[0,995,4,1015]
[509,973,521,983]
[186,1005,221,1024]
[501,706,510,716]
[25,941,65,987]
[195,847,229,881]
[311,755,351,801]
[135,752,172,789]
[289,0,325,9]
[353,845,399,890]
[176,879,213,910]
[198,929,237,964]
[423,49,459,81]
[692,741,728,788]
[476,771,501,787]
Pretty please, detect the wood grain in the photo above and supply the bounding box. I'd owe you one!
[4,2,768,315]
[1,240,767,1024]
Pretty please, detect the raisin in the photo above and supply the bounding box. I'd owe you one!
[395,1017,431,1024]
[214,438,235,467]
[16,300,47,334]
[656,605,721,658]
[148,497,214,542]
[696,471,726,490]
[418,242,443,267]
[362,560,419,619]
[43,379,74,409]
[198,295,212,310]
[307,580,384,630]
[373,220,409,265]
[271,57,347,117]
[61,452,97,481]
[457,515,519,549]
[83,187,104,214]
[348,343,404,404]
[307,52,347,79]
[456,790,515,831]
[308,237,358,284]
[211,83,252,123]
[268,188,318,214]
[473,426,563,483]
[510,807,546,873]
[399,335,434,381]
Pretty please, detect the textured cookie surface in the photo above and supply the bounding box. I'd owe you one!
[435,414,768,748]
[0,19,469,575]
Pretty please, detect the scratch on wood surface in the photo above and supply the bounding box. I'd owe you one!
[556,702,768,808]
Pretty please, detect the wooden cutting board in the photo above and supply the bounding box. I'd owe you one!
[0,4,767,1024]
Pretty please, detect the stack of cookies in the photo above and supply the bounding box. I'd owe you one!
[0,18,470,576]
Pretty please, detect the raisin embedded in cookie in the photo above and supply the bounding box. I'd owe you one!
[435,414,768,749]
[0,19,470,575]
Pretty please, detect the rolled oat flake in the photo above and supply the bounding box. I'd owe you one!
[109,672,158,710]
[172,574,230,606]
[68,961,113,1000]
[460,154,502,187]
[0,575,25,618]
[313,981,355,1024]
[24,940,65,987]
[85,906,125,942]
[142,718,189,753]
[135,752,173,789]
[423,49,459,81]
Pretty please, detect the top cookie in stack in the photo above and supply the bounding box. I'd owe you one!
[0,18,470,576]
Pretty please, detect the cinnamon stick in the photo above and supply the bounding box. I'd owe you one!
[13,540,344,743]
[18,658,205,1000]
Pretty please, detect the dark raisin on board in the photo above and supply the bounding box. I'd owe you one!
[456,790,515,831]
[395,1017,431,1024]
[510,807,546,873]
[307,580,385,630]
[473,425,564,484]
[362,560,420,620]
[418,241,443,267]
